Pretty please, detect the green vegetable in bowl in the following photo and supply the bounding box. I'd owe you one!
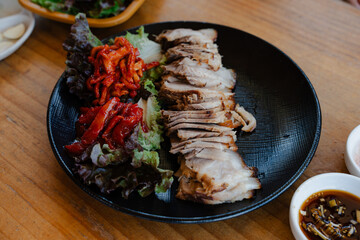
[31,0,132,19]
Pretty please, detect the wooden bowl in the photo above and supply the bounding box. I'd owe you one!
[18,0,145,28]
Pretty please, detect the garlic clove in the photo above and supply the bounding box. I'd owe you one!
[3,23,26,40]
[0,41,14,53]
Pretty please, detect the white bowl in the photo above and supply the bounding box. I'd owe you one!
[289,173,360,240]
[345,125,360,177]
[0,9,35,61]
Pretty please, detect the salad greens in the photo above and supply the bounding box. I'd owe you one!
[63,13,102,100]
[64,15,173,198]
[135,67,173,195]
[125,26,163,64]
[31,0,131,19]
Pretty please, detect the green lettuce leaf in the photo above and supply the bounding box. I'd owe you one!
[137,95,163,151]
[125,26,163,63]
[143,79,158,96]
[90,143,125,167]
[63,13,102,100]
[132,149,159,168]
[142,66,164,82]
[155,169,174,194]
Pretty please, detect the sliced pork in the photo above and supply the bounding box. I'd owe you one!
[170,135,236,149]
[156,28,218,48]
[163,58,236,89]
[166,43,222,70]
[166,123,234,135]
[176,129,236,141]
[157,28,260,205]
[159,79,234,105]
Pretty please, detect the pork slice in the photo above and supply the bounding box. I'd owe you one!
[175,158,227,202]
[177,129,236,141]
[166,43,222,70]
[165,112,230,128]
[170,141,237,154]
[156,28,217,48]
[164,110,228,123]
[185,156,255,188]
[169,99,235,111]
[166,122,233,136]
[163,58,236,89]
[170,135,236,149]
[183,148,248,167]
[202,177,261,204]
[159,80,233,105]
[185,149,259,188]
[164,110,243,128]
[162,108,224,119]
[176,150,261,204]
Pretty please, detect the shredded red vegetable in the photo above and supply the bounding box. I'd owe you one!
[65,97,145,155]
[87,37,158,106]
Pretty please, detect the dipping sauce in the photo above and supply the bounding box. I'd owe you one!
[299,190,360,240]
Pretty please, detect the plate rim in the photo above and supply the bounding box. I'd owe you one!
[47,20,322,224]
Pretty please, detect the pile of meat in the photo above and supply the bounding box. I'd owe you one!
[156,28,261,204]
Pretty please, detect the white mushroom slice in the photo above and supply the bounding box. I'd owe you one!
[3,23,26,40]
[235,104,256,132]
[0,41,14,53]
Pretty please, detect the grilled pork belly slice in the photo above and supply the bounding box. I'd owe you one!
[166,123,234,135]
[166,43,222,70]
[156,28,217,48]
[176,129,236,141]
[163,58,236,89]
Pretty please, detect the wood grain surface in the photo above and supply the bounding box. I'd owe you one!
[1,0,360,239]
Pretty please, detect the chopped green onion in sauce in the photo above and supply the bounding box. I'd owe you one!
[300,190,360,240]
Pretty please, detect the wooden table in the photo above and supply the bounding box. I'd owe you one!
[1,0,360,239]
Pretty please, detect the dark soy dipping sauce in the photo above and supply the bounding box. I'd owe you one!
[300,190,360,240]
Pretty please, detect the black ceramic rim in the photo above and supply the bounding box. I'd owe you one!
[47,21,322,223]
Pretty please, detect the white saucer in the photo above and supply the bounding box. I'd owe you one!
[0,8,35,61]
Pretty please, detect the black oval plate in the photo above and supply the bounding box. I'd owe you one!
[47,21,321,223]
